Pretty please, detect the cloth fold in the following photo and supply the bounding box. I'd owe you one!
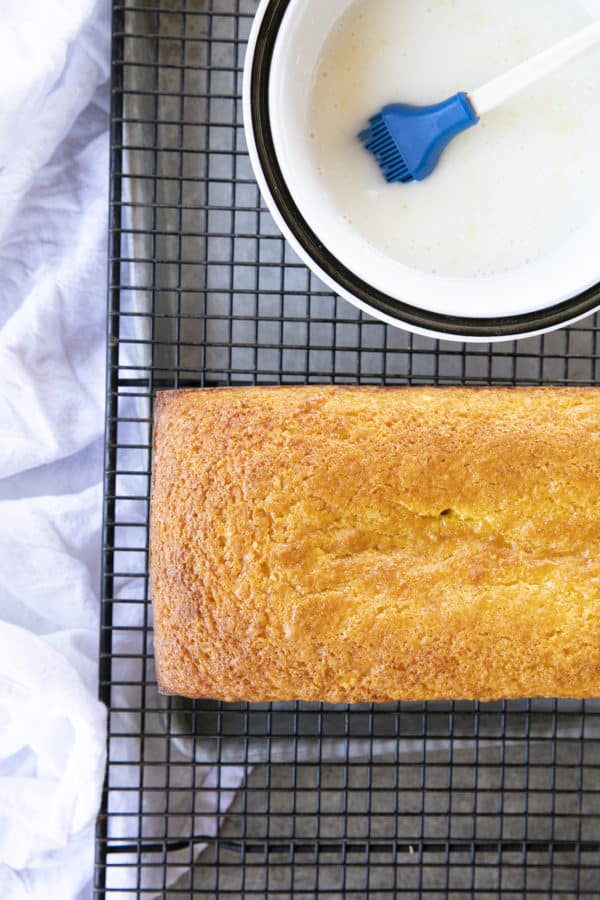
[0,489,107,899]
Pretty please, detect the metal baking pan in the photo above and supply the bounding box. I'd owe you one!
[98,1,600,895]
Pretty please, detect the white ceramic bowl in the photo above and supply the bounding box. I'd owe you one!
[243,0,600,342]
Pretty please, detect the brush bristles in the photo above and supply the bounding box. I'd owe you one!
[359,115,413,184]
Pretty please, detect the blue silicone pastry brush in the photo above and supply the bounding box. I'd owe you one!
[359,19,600,184]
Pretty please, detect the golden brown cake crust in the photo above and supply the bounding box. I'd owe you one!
[150,386,600,702]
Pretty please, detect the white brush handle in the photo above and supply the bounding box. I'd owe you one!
[469,19,600,117]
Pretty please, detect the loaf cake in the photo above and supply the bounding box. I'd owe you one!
[150,386,600,702]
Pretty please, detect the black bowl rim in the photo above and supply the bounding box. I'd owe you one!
[247,0,600,339]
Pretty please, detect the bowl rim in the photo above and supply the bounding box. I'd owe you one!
[243,0,600,342]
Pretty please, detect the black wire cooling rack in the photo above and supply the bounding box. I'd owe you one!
[96,1,600,896]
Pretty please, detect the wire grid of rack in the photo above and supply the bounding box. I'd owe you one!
[97,1,600,896]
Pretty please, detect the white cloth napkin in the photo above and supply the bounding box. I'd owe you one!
[0,1,110,897]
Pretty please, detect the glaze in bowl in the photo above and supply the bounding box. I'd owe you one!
[243,0,600,342]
